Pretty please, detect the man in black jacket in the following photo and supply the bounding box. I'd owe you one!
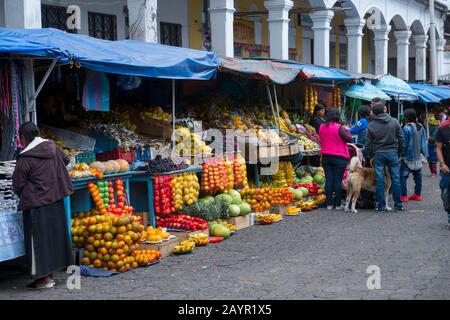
[366,102,405,212]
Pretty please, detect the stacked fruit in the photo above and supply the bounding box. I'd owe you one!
[304,85,318,115]
[332,86,342,109]
[270,162,295,187]
[140,226,171,243]
[69,163,103,180]
[188,233,209,246]
[173,240,196,254]
[225,159,235,190]
[239,188,272,212]
[133,250,162,265]
[156,215,208,231]
[175,127,212,156]
[255,213,282,224]
[172,173,200,210]
[201,161,228,194]
[107,178,134,216]
[210,219,236,232]
[96,180,109,209]
[270,188,294,205]
[236,154,249,188]
[153,175,175,217]
[88,183,108,215]
[298,200,318,212]
[285,206,301,216]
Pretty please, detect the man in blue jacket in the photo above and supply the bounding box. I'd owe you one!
[400,109,428,202]
[351,105,371,145]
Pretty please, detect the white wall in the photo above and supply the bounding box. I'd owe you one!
[157,0,189,47]
[41,0,127,40]
[0,0,4,27]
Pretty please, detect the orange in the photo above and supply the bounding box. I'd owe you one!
[93,259,102,268]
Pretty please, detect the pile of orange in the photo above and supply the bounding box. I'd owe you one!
[269,187,294,205]
[133,250,161,265]
[88,183,107,215]
[239,188,272,212]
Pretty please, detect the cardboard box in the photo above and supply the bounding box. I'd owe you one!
[171,229,209,240]
[138,237,180,258]
[226,215,251,231]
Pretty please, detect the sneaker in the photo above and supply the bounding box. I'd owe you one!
[401,196,409,202]
[326,206,333,210]
[408,194,422,201]
[394,207,406,212]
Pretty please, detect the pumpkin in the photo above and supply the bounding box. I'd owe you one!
[106,160,121,174]
[89,161,106,174]
[103,161,114,174]
[116,159,130,172]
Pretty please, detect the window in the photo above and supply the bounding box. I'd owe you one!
[234,46,243,58]
[339,43,347,70]
[88,12,117,40]
[41,4,77,33]
[329,42,336,68]
[160,22,182,47]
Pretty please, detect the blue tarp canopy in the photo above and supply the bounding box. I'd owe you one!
[283,62,354,81]
[219,57,301,84]
[345,82,392,101]
[409,82,450,103]
[0,28,218,80]
[373,74,418,101]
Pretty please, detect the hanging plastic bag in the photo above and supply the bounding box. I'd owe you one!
[82,70,110,112]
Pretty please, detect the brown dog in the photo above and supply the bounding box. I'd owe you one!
[344,157,392,213]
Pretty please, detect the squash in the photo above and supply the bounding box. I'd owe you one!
[89,161,106,174]
[116,159,130,172]
[103,161,114,174]
[106,160,121,174]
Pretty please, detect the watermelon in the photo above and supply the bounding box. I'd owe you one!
[228,204,241,217]
[298,187,309,197]
[299,176,314,184]
[313,174,325,185]
[238,202,251,216]
[292,189,304,200]
[227,189,242,204]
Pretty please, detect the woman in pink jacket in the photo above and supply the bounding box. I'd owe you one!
[319,108,352,210]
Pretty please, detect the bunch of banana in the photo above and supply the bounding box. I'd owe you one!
[141,106,172,122]
[188,233,209,246]
[212,219,236,232]
[304,85,318,115]
[282,162,295,185]
[332,86,342,109]
[255,213,282,223]
[285,206,301,216]
[173,240,196,253]
[298,200,318,212]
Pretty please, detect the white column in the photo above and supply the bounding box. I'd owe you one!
[127,0,158,43]
[373,25,391,75]
[310,10,334,67]
[264,0,293,60]
[4,0,41,28]
[394,30,412,80]
[437,38,446,77]
[414,35,428,81]
[345,18,365,74]
[209,0,235,58]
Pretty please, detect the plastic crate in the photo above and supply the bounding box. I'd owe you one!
[75,152,96,164]
[96,147,136,163]
[134,146,151,161]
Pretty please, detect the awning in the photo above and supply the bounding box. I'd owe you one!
[284,63,354,81]
[219,57,301,84]
[0,28,218,80]
[345,82,392,101]
[409,82,450,102]
[373,74,418,101]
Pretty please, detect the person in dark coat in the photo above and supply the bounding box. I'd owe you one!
[12,122,73,289]
[309,104,326,133]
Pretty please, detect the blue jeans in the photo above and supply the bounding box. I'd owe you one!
[374,152,402,210]
[439,172,450,224]
[322,155,348,207]
[400,161,423,196]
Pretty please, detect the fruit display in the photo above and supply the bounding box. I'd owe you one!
[90,159,130,174]
[298,200,318,212]
[239,188,272,212]
[72,211,145,273]
[201,160,228,194]
[96,180,110,208]
[314,194,327,205]
[87,110,137,131]
[291,183,324,197]
[153,175,175,217]
[298,135,320,152]
[133,250,162,265]
[332,86,342,109]
[209,223,232,238]
[304,85,318,116]
[270,187,294,205]
[172,172,200,210]
[174,126,212,156]
[156,215,208,231]
[90,123,145,149]
[147,155,189,176]
[183,197,230,221]
[225,159,234,190]
[285,206,301,216]
[268,161,296,187]
[303,124,321,144]
[236,154,249,188]
[188,233,209,246]
[69,163,103,179]
[141,106,172,122]
[288,187,304,200]
[88,182,108,215]
[255,213,282,224]
[173,240,196,254]
[140,226,171,243]
[210,219,236,232]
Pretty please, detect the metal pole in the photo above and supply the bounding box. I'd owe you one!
[266,83,278,128]
[29,59,57,124]
[172,79,176,149]
[273,84,281,130]
[430,0,438,85]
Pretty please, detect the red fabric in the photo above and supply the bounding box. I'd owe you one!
[319,122,350,159]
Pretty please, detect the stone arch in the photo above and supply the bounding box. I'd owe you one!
[410,20,426,36]
[389,14,408,31]
[325,0,360,18]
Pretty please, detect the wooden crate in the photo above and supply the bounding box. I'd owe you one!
[171,229,209,240]
[138,237,180,258]
[226,215,251,231]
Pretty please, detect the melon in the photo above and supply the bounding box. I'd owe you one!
[238,202,251,216]
[227,189,242,204]
[298,187,309,197]
[200,196,215,203]
[292,189,304,200]
[90,161,106,173]
[216,194,233,204]
[299,176,314,184]
[313,174,325,185]
[116,159,130,172]
[105,160,121,174]
[211,224,231,238]
[228,204,241,217]
[103,161,114,174]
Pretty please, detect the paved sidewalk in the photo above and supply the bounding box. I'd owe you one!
[0,174,449,300]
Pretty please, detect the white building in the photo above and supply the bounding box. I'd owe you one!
[0,0,448,82]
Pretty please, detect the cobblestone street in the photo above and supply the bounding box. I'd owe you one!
[1,174,449,300]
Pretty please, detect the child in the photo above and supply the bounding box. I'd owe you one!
[428,137,438,177]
